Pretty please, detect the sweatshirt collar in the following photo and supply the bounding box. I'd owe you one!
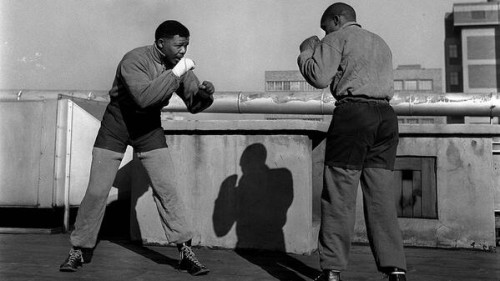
[152,43,165,64]
[342,21,361,29]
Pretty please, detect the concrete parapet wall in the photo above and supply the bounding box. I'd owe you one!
[2,96,498,251]
[132,122,499,252]
[354,124,498,250]
[130,120,327,254]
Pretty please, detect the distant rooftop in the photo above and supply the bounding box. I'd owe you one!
[396,65,441,71]
[265,70,304,81]
[397,64,423,70]
[453,0,500,26]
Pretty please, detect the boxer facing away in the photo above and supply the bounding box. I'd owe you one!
[298,3,407,281]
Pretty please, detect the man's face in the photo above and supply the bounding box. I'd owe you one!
[157,35,190,66]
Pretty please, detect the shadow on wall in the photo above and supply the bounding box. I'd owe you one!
[213,143,293,250]
[213,143,319,280]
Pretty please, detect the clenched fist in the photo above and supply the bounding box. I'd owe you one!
[172,57,195,77]
[199,81,215,95]
[299,36,320,53]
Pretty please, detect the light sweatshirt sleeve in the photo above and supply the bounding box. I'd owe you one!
[119,54,181,109]
[297,39,342,89]
[176,71,214,114]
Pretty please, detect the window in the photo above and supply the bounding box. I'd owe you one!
[449,44,458,58]
[450,72,459,86]
[406,118,419,124]
[418,80,433,91]
[471,10,486,19]
[290,81,301,91]
[393,157,437,219]
[283,81,290,91]
[394,80,403,91]
[266,81,275,91]
[420,118,435,124]
[268,80,321,92]
[404,80,418,90]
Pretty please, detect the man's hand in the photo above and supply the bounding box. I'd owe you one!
[172,57,196,77]
[299,36,320,53]
[199,81,215,95]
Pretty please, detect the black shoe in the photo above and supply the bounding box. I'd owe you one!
[386,268,407,281]
[314,270,341,281]
[177,243,209,276]
[59,248,84,272]
[388,273,407,281]
[80,248,94,264]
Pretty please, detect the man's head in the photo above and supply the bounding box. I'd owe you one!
[320,2,356,35]
[155,20,190,66]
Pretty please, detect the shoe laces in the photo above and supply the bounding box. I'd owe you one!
[68,249,83,264]
[180,245,204,268]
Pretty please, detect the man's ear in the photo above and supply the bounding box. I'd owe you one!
[333,15,341,25]
[156,38,164,49]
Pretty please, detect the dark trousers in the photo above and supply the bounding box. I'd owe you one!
[319,98,407,272]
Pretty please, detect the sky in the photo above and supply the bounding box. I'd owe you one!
[0,0,478,92]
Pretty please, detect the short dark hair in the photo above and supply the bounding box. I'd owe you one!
[321,2,356,22]
[155,20,190,41]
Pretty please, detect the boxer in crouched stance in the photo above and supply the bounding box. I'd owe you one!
[59,20,214,276]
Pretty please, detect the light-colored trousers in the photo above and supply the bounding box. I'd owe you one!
[70,147,192,248]
[319,165,407,272]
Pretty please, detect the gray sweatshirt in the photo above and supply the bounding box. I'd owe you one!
[298,22,394,101]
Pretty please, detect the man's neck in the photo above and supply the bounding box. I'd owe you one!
[341,21,361,29]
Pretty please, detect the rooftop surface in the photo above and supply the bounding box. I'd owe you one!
[0,233,498,281]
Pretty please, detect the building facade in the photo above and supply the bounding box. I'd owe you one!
[393,65,446,124]
[445,0,500,93]
[394,65,443,93]
[265,70,325,93]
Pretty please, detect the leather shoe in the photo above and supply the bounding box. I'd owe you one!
[314,270,341,281]
[388,273,407,281]
[386,267,407,281]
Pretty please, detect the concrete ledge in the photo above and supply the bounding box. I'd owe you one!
[161,119,330,132]
[162,120,500,135]
[399,124,500,135]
